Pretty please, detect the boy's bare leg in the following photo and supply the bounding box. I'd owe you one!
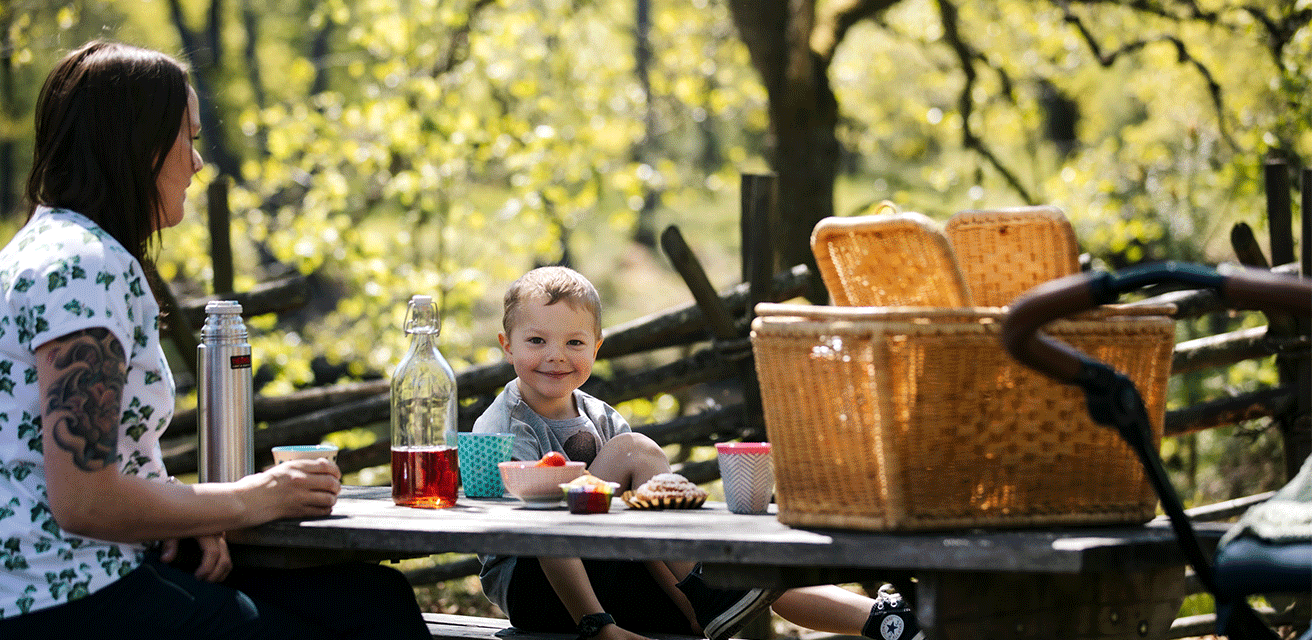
[645,561,703,633]
[587,432,670,493]
[537,557,652,640]
[768,585,872,635]
[587,433,703,631]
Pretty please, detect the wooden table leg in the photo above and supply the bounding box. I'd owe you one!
[914,566,1188,640]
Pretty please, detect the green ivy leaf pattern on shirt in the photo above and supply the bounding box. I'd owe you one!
[18,413,40,453]
[121,451,151,476]
[61,300,95,319]
[46,256,87,293]
[125,424,146,442]
[10,462,33,482]
[12,276,33,293]
[95,271,116,291]
[2,537,27,571]
[17,584,37,614]
[14,304,45,346]
[46,566,91,601]
[95,546,132,578]
[0,498,17,521]
[120,397,141,423]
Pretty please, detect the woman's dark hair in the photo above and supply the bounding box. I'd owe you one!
[24,40,191,270]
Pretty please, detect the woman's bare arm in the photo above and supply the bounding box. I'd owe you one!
[39,328,340,543]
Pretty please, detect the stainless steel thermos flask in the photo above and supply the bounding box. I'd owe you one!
[197,300,254,482]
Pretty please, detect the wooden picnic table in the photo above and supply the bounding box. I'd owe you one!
[228,485,1225,640]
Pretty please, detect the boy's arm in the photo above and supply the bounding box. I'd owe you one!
[472,388,544,462]
[537,558,651,640]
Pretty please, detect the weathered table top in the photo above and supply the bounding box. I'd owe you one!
[227,485,1224,587]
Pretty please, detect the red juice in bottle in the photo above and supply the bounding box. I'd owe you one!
[391,445,459,509]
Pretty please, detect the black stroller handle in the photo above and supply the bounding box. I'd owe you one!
[1002,262,1312,384]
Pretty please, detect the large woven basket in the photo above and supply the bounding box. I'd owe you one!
[750,303,1176,531]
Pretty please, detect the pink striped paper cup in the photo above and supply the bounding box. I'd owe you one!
[715,442,774,515]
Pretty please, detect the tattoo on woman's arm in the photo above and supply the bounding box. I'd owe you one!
[43,328,127,472]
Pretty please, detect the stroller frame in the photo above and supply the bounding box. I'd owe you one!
[1002,261,1312,640]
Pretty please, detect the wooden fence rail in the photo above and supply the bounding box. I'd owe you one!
[162,263,1308,477]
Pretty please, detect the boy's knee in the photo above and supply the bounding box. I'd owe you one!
[604,432,661,454]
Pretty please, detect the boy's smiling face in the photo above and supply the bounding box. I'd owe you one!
[498,296,602,420]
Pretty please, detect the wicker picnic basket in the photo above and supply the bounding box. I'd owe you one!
[749,208,1177,531]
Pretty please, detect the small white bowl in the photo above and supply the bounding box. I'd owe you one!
[499,461,586,508]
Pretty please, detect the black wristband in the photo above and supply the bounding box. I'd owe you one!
[577,612,615,640]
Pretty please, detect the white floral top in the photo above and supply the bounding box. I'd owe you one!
[0,207,174,618]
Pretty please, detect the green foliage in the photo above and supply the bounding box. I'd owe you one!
[830,0,1308,269]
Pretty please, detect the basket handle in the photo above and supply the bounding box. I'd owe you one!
[1001,262,1311,383]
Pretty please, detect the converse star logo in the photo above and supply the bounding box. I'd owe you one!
[880,614,904,640]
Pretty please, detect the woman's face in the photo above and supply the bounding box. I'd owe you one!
[155,85,202,230]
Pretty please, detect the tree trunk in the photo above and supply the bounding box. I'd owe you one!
[727,0,840,303]
[168,0,244,180]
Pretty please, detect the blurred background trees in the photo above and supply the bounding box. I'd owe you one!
[1,0,1308,501]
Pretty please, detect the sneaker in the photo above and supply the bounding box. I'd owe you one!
[676,565,784,640]
[862,589,924,640]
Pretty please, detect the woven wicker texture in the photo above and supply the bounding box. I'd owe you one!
[750,303,1175,531]
[811,213,973,307]
[945,206,1080,307]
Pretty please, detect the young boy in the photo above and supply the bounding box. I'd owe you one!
[473,266,922,640]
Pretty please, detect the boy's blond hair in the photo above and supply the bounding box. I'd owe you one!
[503,266,603,339]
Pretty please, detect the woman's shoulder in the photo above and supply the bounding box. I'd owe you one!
[0,208,149,338]
[5,208,130,262]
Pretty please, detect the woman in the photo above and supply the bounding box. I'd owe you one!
[0,40,430,639]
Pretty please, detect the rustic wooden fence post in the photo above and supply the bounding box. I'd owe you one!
[1294,167,1311,479]
[1263,158,1310,480]
[208,176,234,295]
[740,173,777,314]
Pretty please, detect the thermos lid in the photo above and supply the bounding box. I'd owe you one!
[205,300,243,315]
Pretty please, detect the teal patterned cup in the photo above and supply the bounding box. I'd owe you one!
[458,433,516,498]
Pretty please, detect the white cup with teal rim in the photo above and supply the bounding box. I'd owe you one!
[271,444,339,464]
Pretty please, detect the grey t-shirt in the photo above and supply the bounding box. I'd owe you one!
[470,379,632,615]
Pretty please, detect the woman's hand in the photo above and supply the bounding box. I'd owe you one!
[160,534,232,582]
[234,458,342,524]
[191,534,232,582]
